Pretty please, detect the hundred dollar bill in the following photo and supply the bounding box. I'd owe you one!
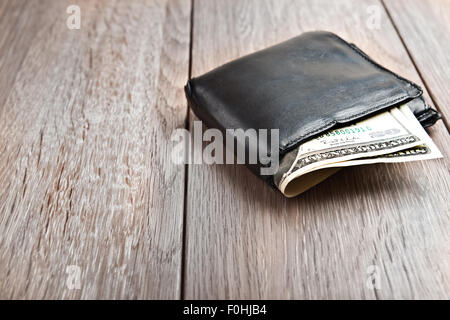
[276,105,429,197]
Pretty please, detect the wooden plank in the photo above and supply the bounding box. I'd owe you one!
[0,0,191,299]
[185,0,450,299]
[383,0,450,128]
[0,0,43,111]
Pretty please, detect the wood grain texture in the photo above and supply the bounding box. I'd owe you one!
[0,0,190,299]
[185,0,450,299]
[383,0,450,128]
[0,0,44,111]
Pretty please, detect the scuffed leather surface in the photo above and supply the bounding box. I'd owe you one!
[185,31,440,184]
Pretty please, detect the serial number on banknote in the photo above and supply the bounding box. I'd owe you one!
[318,125,372,138]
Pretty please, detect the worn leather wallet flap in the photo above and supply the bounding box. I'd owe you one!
[185,31,440,183]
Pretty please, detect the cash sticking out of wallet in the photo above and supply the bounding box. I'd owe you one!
[274,104,442,197]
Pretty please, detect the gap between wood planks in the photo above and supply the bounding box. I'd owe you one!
[180,0,195,301]
[381,0,449,130]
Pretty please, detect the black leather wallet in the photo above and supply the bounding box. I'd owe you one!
[185,31,441,187]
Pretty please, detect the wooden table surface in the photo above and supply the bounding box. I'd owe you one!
[0,0,448,299]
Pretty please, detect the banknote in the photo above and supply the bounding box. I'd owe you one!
[316,105,442,169]
[276,104,442,197]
